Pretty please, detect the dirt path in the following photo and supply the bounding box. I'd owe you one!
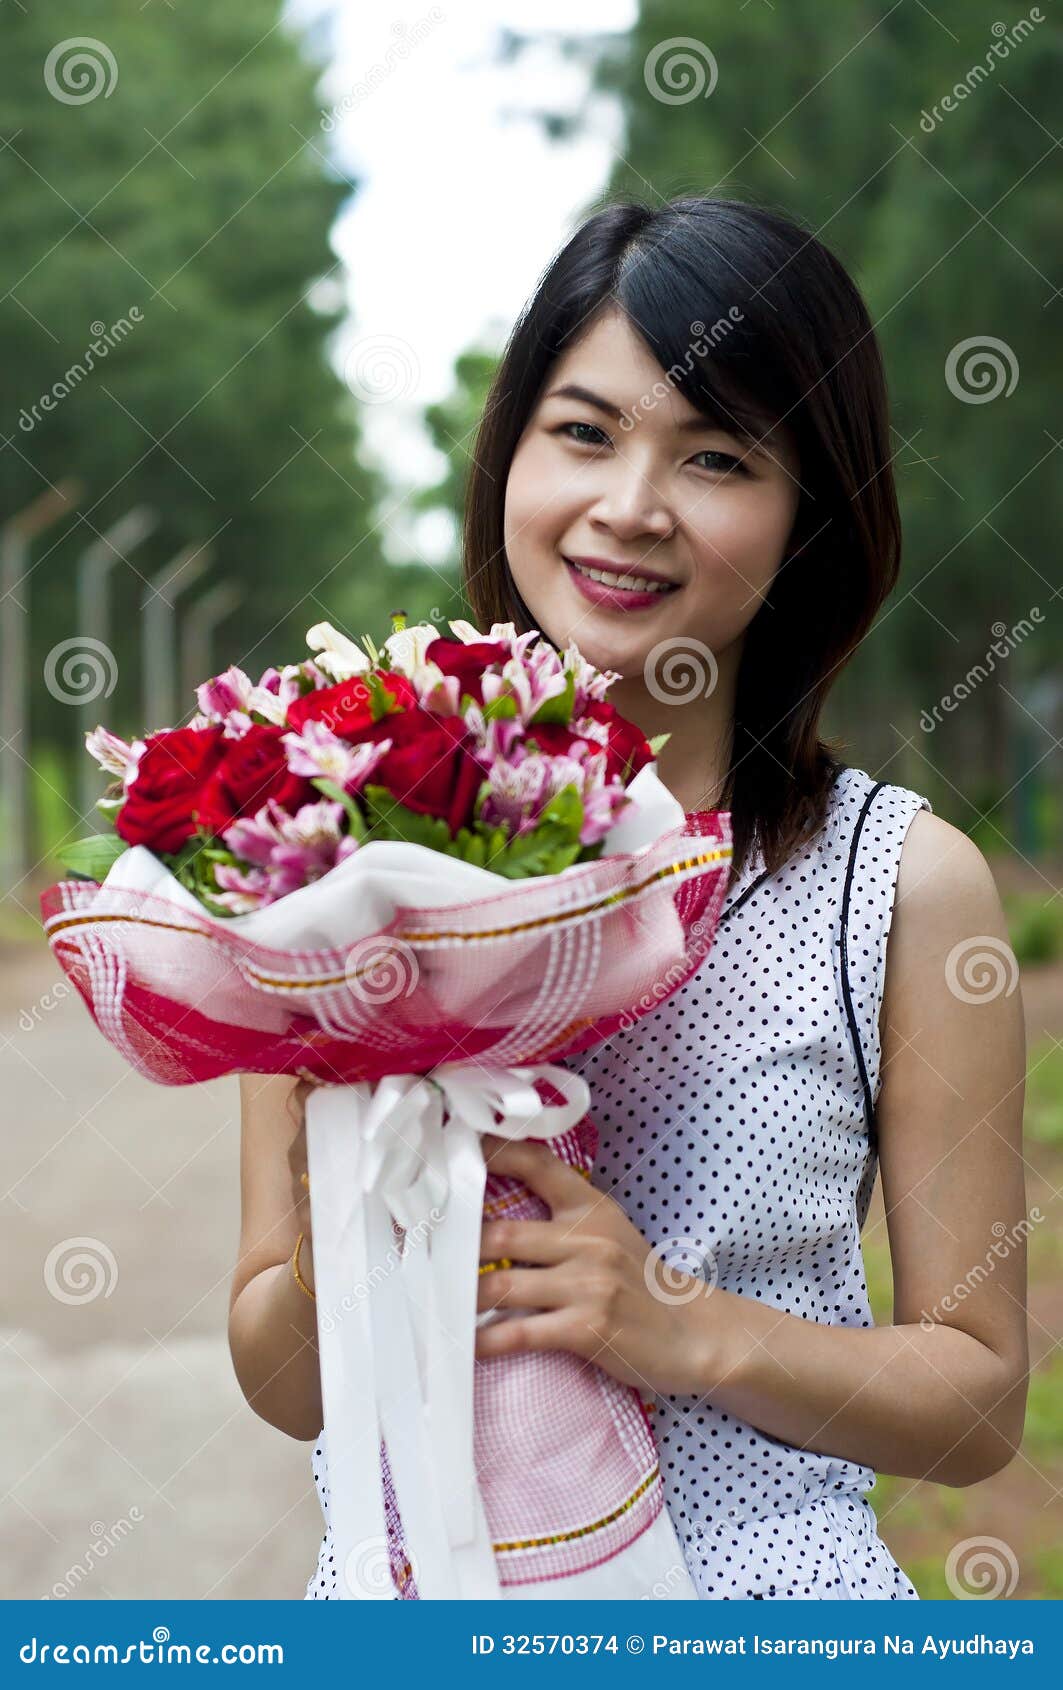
[1,939,322,1599]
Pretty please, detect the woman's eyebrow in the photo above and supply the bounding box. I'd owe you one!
[543,382,766,454]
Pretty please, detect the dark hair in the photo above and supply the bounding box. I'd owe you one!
[461,196,902,884]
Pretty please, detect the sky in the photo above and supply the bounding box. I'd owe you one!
[287,0,635,564]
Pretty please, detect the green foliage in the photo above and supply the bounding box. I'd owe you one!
[1021,1351,1063,1456]
[357,779,587,878]
[1004,893,1063,966]
[310,777,369,841]
[0,0,460,784]
[1025,1037,1063,1147]
[167,830,240,914]
[490,1,1061,834]
[529,672,576,726]
[411,348,500,560]
[55,832,129,880]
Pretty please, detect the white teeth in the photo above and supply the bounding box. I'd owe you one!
[568,561,674,594]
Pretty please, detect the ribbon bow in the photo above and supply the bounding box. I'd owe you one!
[303,1060,591,1600]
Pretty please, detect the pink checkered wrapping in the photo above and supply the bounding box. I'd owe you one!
[40,810,731,1595]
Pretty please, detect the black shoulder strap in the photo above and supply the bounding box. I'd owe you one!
[718,865,773,925]
[838,780,890,1145]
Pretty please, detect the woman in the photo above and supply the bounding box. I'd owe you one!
[229,196,1029,1600]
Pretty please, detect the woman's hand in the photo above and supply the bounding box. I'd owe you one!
[474,1133,717,1396]
[287,1076,320,1291]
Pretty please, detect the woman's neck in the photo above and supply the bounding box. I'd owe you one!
[606,640,740,816]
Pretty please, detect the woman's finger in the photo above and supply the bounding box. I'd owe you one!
[474,1308,577,1361]
[476,1264,570,1314]
[480,1216,580,1266]
[481,1134,591,1212]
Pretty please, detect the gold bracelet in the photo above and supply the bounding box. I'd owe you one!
[292,1231,316,1302]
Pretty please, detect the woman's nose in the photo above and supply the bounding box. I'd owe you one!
[587,461,675,539]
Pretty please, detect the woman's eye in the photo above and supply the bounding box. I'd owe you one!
[558,421,609,447]
[557,424,748,474]
[692,450,746,475]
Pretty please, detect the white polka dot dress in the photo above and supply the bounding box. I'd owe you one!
[564,763,930,1600]
[305,763,929,1600]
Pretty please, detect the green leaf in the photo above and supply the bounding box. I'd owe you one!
[647,731,671,757]
[94,796,121,831]
[537,782,584,840]
[528,672,576,726]
[481,691,519,721]
[361,785,455,851]
[311,777,368,841]
[485,822,585,879]
[365,670,402,722]
[56,833,130,880]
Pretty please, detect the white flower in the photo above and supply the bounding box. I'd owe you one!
[381,620,439,673]
[446,618,488,645]
[305,622,371,681]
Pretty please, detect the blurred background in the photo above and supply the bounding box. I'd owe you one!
[2,0,1060,1600]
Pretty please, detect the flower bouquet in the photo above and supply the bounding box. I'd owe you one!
[40,614,732,1600]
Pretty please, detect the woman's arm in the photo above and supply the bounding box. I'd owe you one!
[475,810,1030,1486]
[227,1074,323,1442]
[687,811,1030,1484]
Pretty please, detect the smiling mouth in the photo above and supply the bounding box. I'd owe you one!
[564,558,680,596]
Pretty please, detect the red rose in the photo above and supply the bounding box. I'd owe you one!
[286,671,419,738]
[525,702,653,784]
[580,699,655,782]
[520,722,590,762]
[197,725,316,834]
[424,637,510,705]
[116,726,228,854]
[365,709,486,835]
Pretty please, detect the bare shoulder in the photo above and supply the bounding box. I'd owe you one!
[881,806,1022,1031]
[894,808,1004,920]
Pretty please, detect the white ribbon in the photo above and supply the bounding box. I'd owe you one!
[303,1060,592,1601]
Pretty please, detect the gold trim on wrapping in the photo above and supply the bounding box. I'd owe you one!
[46,910,208,942]
[491,1465,660,1555]
[44,842,731,995]
[258,844,730,990]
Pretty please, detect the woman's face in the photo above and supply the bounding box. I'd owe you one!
[502,308,802,682]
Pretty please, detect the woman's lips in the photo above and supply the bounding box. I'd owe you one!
[564,558,680,612]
